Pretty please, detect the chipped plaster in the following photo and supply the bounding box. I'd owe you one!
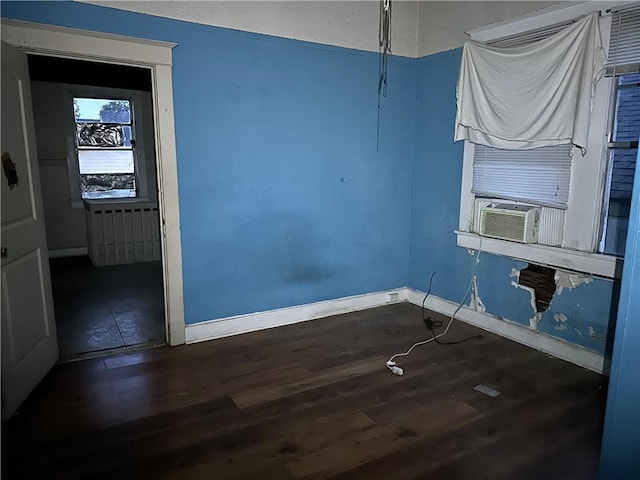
[529,311,543,330]
[553,312,568,331]
[469,275,486,312]
[555,270,593,295]
[511,279,541,330]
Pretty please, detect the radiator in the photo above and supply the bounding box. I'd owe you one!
[84,200,161,266]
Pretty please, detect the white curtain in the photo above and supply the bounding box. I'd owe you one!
[454,12,606,153]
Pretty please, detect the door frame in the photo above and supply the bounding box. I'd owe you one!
[1,19,186,345]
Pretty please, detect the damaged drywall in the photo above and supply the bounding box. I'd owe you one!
[510,264,555,330]
[555,270,593,295]
[509,263,601,340]
[469,275,486,312]
[518,264,556,312]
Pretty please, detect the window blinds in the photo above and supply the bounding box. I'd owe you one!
[608,4,640,72]
[472,144,572,209]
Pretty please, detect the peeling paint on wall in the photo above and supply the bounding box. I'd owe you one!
[586,326,605,341]
[529,311,543,330]
[553,312,568,331]
[555,270,593,295]
[469,275,486,312]
[511,279,537,311]
[510,280,540,330]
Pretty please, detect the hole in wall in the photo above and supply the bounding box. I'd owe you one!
[517,264,556,312]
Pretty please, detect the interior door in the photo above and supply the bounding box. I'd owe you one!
[1,41,58,419]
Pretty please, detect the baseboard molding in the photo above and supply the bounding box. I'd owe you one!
[48,247,88,258]
[185,285,605,373]
[185,288,408,344]
[406,288,605,374]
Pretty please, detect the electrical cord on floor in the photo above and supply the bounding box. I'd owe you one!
[386,242,484,376]
[424,317,483,345]
[421,271,482,345]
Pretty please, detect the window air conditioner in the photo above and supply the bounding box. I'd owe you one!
[479,204,539,243]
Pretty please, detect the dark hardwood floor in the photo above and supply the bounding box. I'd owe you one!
[2,303,607,479]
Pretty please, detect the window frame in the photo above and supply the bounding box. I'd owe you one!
[62,84,149,206]
[456,6,627,279]
[600,75,640,253]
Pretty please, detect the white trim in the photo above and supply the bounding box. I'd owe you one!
[185,289,407,344]
[466,1,632,42]
[456,230,622,279]
[405,288,605,374]
[2,19,186,346]
[185,284,606,374]
[48,247,88,258]
[458,141,476,232]
[0,19,176,66]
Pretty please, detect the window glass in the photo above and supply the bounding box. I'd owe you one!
[612,73,640,142]
[601,73,640,256]
[73,97,135,199]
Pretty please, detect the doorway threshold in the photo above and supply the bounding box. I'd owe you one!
[58,339,166,363]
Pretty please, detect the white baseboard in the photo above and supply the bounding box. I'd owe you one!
[185,288,408,344]
[48,247,88,258]
[185,285,605,373]
[406,288,605,374]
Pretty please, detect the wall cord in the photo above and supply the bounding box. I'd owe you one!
[386,245,483,376]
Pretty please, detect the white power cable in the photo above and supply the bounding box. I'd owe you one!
[386,242,483,376]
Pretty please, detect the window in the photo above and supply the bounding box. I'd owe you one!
[63,85,149,206]
[600,73,640,255]
[73,97,136,199]
[457,3,640,278]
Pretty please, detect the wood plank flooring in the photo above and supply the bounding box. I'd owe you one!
[2,303,607,479]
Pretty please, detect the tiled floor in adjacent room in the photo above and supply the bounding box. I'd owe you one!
[49,256,165,359]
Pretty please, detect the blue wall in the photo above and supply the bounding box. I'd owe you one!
[408,50,616,354]
[1,1,416,324]
[599,146,640,479]
[1,1,619,353]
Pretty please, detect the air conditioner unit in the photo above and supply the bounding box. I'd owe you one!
[479,204,539,243]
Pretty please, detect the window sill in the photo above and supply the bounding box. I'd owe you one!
[455,231,623,280]
[70,197,152,210]
[82,197,155,212]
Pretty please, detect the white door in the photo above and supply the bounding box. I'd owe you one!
[1,41,58,419]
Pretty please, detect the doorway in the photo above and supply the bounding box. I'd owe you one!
[1,18,187,347]
[1,20,184,417]
[28,55,166,359]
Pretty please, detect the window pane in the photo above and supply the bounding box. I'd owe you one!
[80,174,135,199]
[602,149,637,256]
[74,98,131,124]
[76,123,125,147]
[610,149,637,201]
[78,150,134,174]
[613,75,640,142]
